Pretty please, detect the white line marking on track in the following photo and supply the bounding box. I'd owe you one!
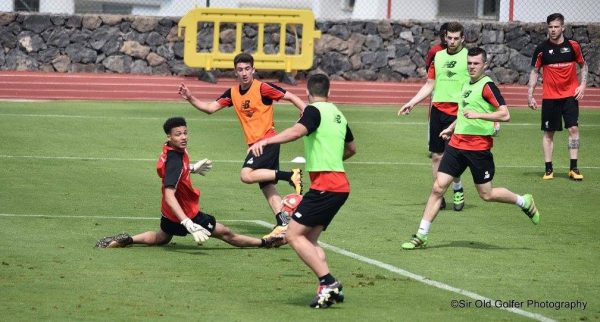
[0,213,555,321]
[1,154,598,169]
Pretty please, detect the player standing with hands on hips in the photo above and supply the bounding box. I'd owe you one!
[249,74,356,308]
[401,48,541,250]
[96,117,284,249]
[178,53,306,239]
[528,13,588,181]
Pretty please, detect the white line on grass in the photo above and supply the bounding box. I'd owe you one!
[0,213,555,322]
[1,113,599,127]
[1,154,599,170]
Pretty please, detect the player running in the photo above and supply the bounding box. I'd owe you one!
[401,48,541,250]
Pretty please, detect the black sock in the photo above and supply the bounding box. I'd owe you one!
[570,159,577,170]
[545,162,553,172]
[275,211,288,226]
[275,170,292,182]
[318,273,336,285]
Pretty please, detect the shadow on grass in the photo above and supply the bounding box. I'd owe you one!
[427,240,532,250]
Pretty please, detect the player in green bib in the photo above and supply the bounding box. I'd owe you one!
[399,22,469,212]
[401,47,541,250]
[249,74,356,308]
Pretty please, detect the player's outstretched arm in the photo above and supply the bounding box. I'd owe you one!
[178,83,224,114]
[249,123,308,157]
[282,90,306,112]
[398,79,435,116]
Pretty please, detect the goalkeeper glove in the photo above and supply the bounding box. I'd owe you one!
[190,158,213,176]
[181,218,211,244]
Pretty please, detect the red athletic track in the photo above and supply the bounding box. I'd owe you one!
[1,71,599,108]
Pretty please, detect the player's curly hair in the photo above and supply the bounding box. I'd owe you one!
[163,117,187,134]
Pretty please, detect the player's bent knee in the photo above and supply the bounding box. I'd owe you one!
[478,190,493,202]
[240,173,255,184]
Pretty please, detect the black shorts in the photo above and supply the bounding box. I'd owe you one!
[160,211,217,236]
[243,143,280,189]
[438,145,495,185]
[429,106,456,153]
[541,97,579,131]
[291,189,349,230]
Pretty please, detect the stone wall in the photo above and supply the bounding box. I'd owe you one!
[1,12,598,86]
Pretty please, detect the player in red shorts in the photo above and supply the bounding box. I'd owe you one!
[528,13,588,181]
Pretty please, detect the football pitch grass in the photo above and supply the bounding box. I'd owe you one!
[1,100,599,321]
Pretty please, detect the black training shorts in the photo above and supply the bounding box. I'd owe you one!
[291,189,349,230]
[429,106,456,153]
[160,211,217,236]
[438,145,495,185]
[242,143,280,189]
[541,97,579,131]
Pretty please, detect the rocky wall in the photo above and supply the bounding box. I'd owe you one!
[0,12,598,86]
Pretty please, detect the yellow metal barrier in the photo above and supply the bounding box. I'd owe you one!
[178,7,321,72]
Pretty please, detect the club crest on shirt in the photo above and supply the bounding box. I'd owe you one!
[560,47,571,53]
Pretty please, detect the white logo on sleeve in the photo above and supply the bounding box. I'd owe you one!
[293,212,302,218]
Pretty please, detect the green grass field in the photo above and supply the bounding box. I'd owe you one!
[1,100,599,321]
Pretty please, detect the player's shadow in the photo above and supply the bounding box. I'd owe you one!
[286,292,344,308]
[427,240,531,250]
[158,242,264,254]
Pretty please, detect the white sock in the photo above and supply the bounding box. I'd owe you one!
[516,195,525,208]
[417,219,431,236]
[452,181,463,191]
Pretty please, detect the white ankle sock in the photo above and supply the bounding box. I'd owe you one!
[417,219,431,236]
[516,195,525,207]
[452,182,463,191]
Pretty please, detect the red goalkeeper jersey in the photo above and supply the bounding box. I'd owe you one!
[156,144,200,222]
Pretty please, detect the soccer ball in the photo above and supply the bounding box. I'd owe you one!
[281,193,303,215]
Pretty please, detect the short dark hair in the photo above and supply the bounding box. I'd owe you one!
[234,52,254,67]
[439,22,449,42]
[547,13,564,25]
[445,22,464,37]
[307,74,330,97]
[163,117,187,134]
[468,47,487,63]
